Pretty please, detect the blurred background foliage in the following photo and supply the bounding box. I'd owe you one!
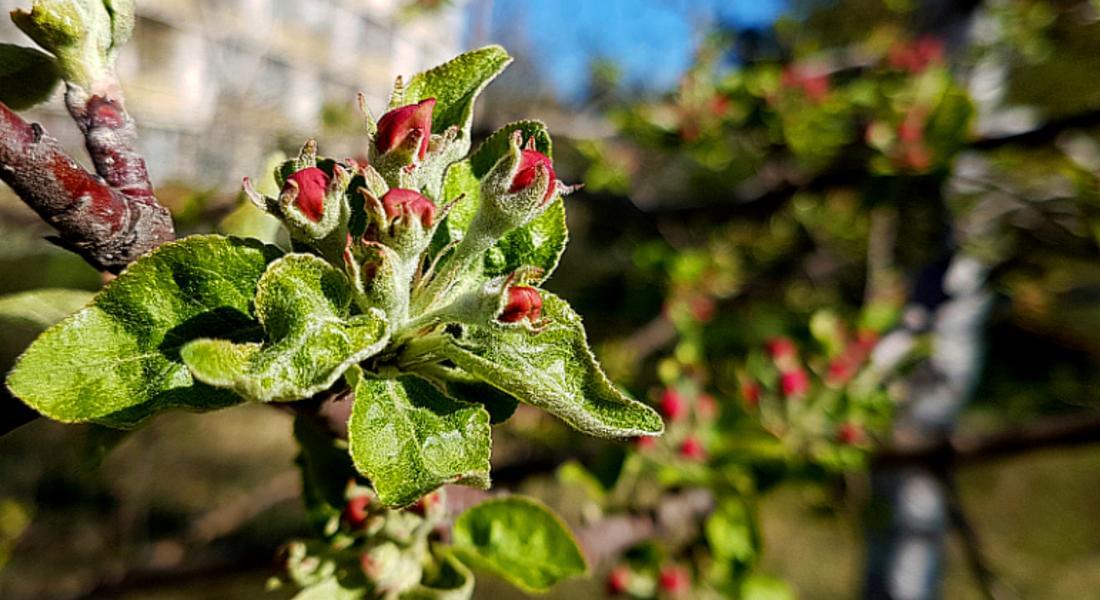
[5,0,1100,598]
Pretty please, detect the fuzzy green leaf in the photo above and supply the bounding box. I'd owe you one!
[348,371,491,508]
[6,235,281,427]
[403,45,512,136]
[436,121,566,283]
[0,44,59,109]
[451,496,586,592]
[440,292,664,438]
[182,254,388,403]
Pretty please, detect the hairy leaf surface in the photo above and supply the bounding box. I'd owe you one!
[182,254,388,403]
[348,371,491,507]
[440,292,664,438]
[437,121,565,282]
[6,235,281,427]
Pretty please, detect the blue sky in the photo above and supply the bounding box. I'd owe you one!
[480,0,788,100]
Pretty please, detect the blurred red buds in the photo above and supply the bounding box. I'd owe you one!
[781,66,829,103]
[284,167,329,222]
[509,149,557,206]
[343,495,372,529]
[888,36,944,73]
[780,368,809,397]
[659,388,686,421]
[658,565,691,595]
[375,98,436,160]
[381,188,436,228]
[679,436,706,461]
[499,285,542,323]
[741,380,761,409]
[767,337,797,361]
[837,421,865,445]
[606,566,631,595]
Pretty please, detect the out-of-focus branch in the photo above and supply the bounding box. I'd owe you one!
[875,411,1100,467]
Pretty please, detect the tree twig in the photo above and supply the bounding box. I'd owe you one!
[0,100,173,273]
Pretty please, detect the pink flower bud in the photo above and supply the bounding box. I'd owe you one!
[837,421,864,445]
[284,167,329,222]
[375,98,436,160]
[658,565,690,595]
[635,435,657,451]
[767,337,797,361]
[381,188,436,228]
[499,286,542,323]
[659,388,686,421]
[409,490,442,518]
[343,495,372,529]
[780,368,809,397]
[679,436,706,461]
[606,566,632,595]
[508,149,557,206]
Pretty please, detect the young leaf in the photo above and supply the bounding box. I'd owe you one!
[439,292,664,439]
[402,45,512,137]
[182,254,388,403]
[347,371,491,508]
[435,121,566,283]
[451,496,587,592]
[0,44,60,109]
[6,235,281,427]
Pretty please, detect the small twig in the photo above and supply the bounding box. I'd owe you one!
[0,100,173,273]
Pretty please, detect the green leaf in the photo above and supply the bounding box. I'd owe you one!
[436,121,566,283]
[0,288,93,331]
[6,235,281,427]
[440,292,664,438]
[0,44,60,109]
[348,371,491,507]
[182,254,388,403]
[292,577,364,600]
[403,45,512,136]
[435,378,518,424]
[401,552,475,600]
[451,496,587,592]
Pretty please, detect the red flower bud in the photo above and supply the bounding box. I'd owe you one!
[780,368,809,397]
[741,381,761,409]
[658,565,690,594]
[285,167,329,222]
[409,490,442,518]
[837,421,864,445]
[344,495,372,529]
[509,149,556,205]
[375,98,436,160]
[635,435,657,451]
[679,436,706,461]
[606,566,632,595]
[766,337,797,361]
[381,188,436,228]
[659,388,686,421]
[499,286,542,323]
